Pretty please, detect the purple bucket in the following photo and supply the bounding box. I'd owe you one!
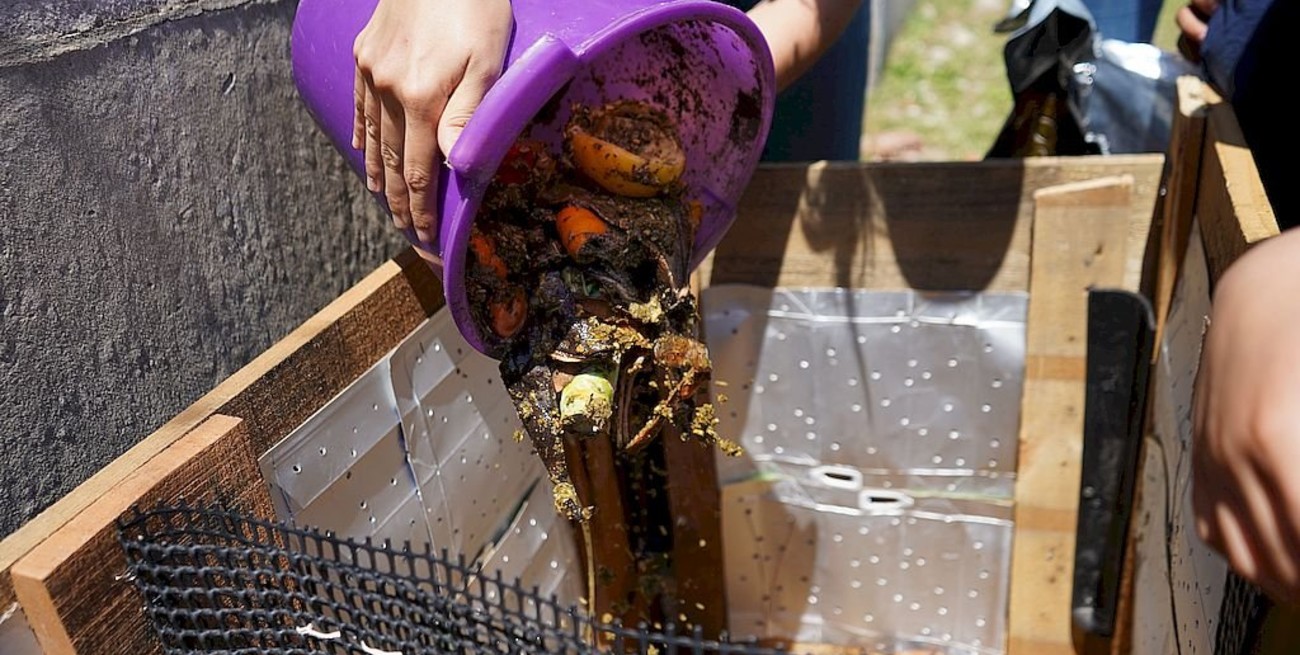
[290,0,776,354]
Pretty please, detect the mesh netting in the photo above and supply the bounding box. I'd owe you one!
[116,502,781,655]
[1215,571,1271,655]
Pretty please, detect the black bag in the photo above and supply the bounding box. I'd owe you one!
[987,0,1198,157]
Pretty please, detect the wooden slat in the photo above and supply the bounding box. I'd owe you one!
[1196,100,1278,285]
[1115,76,1282,655]
[1191,83,1286,655]
[1152,76,1217,338]
[1007,637,1086,655]
[11,415,272,655]
[1007,177,1135,655]
[0,247,441,625]
[703,157,1162,294]
[1108,75,1218,655]
[1110,79,1219,655]
[662,431,727,637]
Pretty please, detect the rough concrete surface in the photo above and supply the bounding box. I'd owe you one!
[0,0,407,537]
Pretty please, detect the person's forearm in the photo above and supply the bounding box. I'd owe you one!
[746,0,865,91]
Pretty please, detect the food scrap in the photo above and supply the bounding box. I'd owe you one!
[467,99,737,522]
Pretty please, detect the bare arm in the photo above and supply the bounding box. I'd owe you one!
[745,0,866,92]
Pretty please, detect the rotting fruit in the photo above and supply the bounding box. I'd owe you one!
[468,99,739,521]
[465,98,741,632]
[566,100,686,198]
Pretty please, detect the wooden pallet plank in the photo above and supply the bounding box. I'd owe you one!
[0,248,441,613]
[703,157,1162,294]
[1007,176,1135,655]
[1107,75,1218,655]
[1152,76,1217,339]
[661,429,727,637]
[1196,100,1278,285]
[1192,85,1285,655]
[11,415,271,655]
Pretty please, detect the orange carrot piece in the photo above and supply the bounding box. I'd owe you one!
[469,231,509,279]
[490,287,528,337]
[555,205,610,258]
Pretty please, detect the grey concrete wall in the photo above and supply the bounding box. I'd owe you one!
[0,0,407,537]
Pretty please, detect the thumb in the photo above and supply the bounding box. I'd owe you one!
[438,67,498,157]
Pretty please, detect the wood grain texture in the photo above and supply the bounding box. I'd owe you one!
[11,415,272,655]
[1152,76,1216,339]
[0,248,441,636]
[1196,100,1278,287]
[1190,84,1287,655]
[1108,77,1218,655]
[661,430,727,637]
[1007,177,1135,655]
[702,157,1161,294]
[1115,76,1283,655]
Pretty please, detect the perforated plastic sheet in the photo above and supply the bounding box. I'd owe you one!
[254,286,1030,654]
[704,286,1028,654]
[258,310,581,606]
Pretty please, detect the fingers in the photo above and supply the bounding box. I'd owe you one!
[402,118,439,245]
[1214,499,1261,581]
[1254,440,1300,603]
[353,66,366,150]
[1188,0,1219,20]
[363,76,384,194]
[350,0,513,249]
[1175,7,1209,62]
[437,64,500,155]
[1175,6,1210,43]
[379,95,410,231]
[1240,463,1300,589]
[1193,385,1300,604]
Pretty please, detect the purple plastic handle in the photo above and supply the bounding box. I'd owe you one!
[291,0,775,353]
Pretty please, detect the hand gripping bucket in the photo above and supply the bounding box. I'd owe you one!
[290,0,777,354]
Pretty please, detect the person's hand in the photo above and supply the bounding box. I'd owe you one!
[353,0,513,246]
[1175,0,1219,63]
[1193,227,1300,606]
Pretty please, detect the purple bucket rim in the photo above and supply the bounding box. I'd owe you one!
[440,0,776,354]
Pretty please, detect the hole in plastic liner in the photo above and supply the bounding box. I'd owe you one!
[859,488,913,510]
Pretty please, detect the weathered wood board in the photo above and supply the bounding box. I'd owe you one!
[12,415,272,655]
[1118,75,1283,655]
[0,249,442,652]
[1005,177,1136,655]
[701,156,1160,293]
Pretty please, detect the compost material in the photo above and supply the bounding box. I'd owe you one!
[467,99,737,518]
[467,99,738,632]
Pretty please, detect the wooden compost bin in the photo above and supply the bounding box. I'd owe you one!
[0,78,1279,654]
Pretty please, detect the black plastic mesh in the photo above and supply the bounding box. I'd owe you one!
[1215,571,1271,655]
[117,502,781,655]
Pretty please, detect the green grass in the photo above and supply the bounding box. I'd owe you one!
[862,0,1014,161]
[861,0,1188,161]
